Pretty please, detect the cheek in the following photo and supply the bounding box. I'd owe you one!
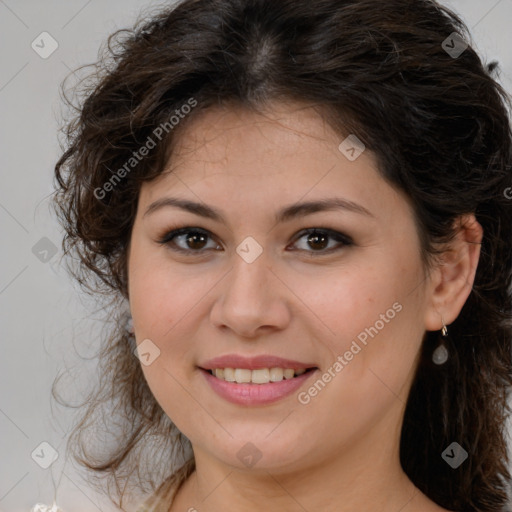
[295,256,424,386]
[128,241,223,389]
[128,245,207,430]
[289,264,424,443]
[128,239,199,337]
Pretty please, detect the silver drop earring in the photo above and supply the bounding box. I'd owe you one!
[432,316,449,365]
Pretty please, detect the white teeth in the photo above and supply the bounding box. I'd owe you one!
[251,368,270,384]
[269,367,284,381]
[283,369,295,379]
[234,369,252,383]
[209,367,311,384]
[223,368,235,382]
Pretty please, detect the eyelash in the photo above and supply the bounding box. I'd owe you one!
[156,226,353,256]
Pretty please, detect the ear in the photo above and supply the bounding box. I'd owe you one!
[423,214,483,332]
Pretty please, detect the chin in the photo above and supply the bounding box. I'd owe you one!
[203,431,310,472]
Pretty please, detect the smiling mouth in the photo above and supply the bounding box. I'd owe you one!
[205,367,318,384]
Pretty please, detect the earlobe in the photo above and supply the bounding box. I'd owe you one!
[424,214,483,332]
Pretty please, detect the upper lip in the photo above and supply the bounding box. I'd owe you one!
[199,354,318,370]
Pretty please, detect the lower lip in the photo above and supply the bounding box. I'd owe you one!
[199,368,318,406]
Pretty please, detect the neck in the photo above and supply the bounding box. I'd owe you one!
[171,415,434,512]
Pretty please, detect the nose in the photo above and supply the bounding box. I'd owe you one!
[209,248,291,338]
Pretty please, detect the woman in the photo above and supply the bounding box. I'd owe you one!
[52,0,512,511]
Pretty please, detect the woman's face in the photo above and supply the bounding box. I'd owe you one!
[127,101,436,473]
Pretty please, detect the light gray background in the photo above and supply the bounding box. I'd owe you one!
[1,1,511,511]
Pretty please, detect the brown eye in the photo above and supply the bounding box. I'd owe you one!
[306,231,329,250]
[157,226,352,257]
[183,231,208,250]
[290,228,353,254]
[158,228,221,254]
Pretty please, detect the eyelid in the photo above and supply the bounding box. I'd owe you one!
[156,226,353,255]
[290,228,353,249]
[157,227,221,253]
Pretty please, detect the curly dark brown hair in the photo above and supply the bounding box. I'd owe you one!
[52,0,512,510]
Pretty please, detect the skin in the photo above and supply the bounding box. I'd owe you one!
[127,100,483,512]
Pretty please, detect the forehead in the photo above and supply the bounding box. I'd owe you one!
[167,101,346,169]
[137,101,410,228]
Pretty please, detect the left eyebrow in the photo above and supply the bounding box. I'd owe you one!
[143,196,374,222]
[275,197,374,222]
